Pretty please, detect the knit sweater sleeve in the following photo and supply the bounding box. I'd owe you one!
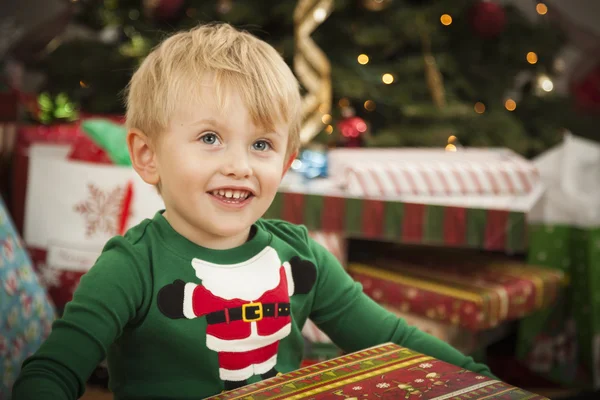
[12,235,150,400]
[306,234,495,378]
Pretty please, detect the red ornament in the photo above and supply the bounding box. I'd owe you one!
[469,0,506,38]
[571,63,600,113]
[337,116,368,147]
[144,0,185,20]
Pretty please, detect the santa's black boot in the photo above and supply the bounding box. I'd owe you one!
[223,380,247,392]
[261,367,280,380]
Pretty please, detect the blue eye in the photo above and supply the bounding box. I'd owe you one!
[200,133,220,145]
[253,140,271,151]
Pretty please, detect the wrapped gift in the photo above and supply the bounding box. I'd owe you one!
[207,343,548,399]
[347,253,564,331]
[302,304,508,356]
[11,123,85,233]
[517,133,600,389]
[264,192,528,253]
[23,144,163,309]
[10,115,123,233]
[327,147,540,197]
[0,198,56,398]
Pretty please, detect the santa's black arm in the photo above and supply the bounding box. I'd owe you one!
[288,256,317,295]
[157,280,186,319]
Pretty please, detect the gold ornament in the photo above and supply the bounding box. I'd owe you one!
[294,0,333,144]
[420,28,446,109]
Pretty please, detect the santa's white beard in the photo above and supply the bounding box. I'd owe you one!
[191,247,286,300]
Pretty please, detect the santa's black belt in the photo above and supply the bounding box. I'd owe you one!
[205,302,291,324]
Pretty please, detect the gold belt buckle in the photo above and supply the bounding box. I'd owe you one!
[242,302,263,322]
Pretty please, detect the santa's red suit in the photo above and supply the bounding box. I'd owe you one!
[183,246,295,382]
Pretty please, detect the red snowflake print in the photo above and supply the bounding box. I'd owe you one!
[74,184,125,237]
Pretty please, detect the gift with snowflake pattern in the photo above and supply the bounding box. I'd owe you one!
[18,124,163,310]
[0,197,56,399]
[206,343,548,399]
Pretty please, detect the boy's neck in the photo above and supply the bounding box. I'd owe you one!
[162,210,253,250]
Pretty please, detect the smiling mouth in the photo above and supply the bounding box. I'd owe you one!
[209,189,254,203]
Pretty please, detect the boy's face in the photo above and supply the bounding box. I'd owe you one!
[151,83,291,247]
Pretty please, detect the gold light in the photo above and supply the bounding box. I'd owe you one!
[325,124,334,134]
[474,102,486,114]
[536,3,548,15]
[448,135,457,143]
[382,73,394,84]
[338,98,350,108]
[527,52,538,64]
[505,99,517,111]
[357,54,369,65]
[445,144,457,152]
[318,103,329,113]
[79,81,88,88]
[321,114,332,124]
[440,14,452,26]
[364,100,376,111]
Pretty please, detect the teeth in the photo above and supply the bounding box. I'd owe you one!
[212,189,251,199]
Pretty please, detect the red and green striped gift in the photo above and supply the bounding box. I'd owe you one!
[264,191,527,253]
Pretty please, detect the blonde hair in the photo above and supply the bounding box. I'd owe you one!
[125,23,302,156]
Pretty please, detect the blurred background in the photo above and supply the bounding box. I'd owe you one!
[1,0,600,399]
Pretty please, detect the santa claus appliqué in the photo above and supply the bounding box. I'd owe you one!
[157,246,316,391]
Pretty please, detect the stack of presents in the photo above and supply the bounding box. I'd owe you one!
[1,106,600,397]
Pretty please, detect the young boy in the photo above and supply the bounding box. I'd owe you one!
[13,23,493,399]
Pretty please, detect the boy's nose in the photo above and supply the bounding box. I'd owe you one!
[221,149,252,178]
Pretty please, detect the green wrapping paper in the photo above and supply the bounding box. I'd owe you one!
[517,225,600,389]
[264,192,527,253]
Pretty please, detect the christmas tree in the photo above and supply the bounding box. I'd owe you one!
[21,0,600,157]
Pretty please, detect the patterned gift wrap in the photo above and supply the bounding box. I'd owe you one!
[207,343,548,400]
[301,306,498,355]
[0,198,56,398]
[517,225,600,389]
[264,192,527,253]
[11,123,85,234]
[332,150,540,197]
[348,258,564,332]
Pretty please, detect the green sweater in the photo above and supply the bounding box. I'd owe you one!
[13,212,492,399]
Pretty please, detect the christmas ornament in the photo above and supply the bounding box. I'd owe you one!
[571,63,600,113]
[291,149,328,180]
[143,0,185,20]
[216,0,233,14]
[362,0,392,12]
[294,0,333,144]
[469,0,506,38]
[337,107,368,147]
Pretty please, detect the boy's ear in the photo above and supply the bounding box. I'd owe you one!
[128,129,160,185]
[282,151,298,176]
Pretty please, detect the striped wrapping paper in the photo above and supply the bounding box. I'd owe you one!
[328,148,539,197]
[264,192,528,253]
